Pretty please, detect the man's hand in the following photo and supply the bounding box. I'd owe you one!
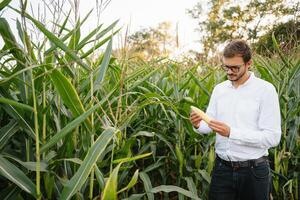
[208,120,231,137]
[190,110,202,129]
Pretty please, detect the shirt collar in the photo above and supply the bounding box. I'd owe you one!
[227,71,255,88]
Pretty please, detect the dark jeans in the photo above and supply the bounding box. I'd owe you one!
[209,156,272,200]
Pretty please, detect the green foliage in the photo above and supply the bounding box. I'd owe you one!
[188,0,300,56]
[0,2,298,200]
[253,20,300,56]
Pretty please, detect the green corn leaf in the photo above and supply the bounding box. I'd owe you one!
[93,20,119,42]
[67,19,81,51]
[255,64,273,83]
[0,103,36,141]
[0,97,34,112]
[139,172,154,200]
[40,101,106,153]
[271,33,291,69]
[113,152,152,164]
[80,29,120,59]
[184,177,198,196]
[0,63,43,85]
[60,127,117,200]
[0,120,19,150]
[0,155,37,198]
[155,133,176,158]
[93,39,112,91]
[123,194,145,200]
[143,159,165,173]
[57,158,83,165]
[0,0,12,11]
[188,71,210,97]
[117,169,139,194]
[10,7,91,72]
[0,18,26,69]
[75,24,103,50]
[47,68,92,131]
[128,68,159,91]
[95,166,105,191]
[78,20,118,50]
[198,169,211,184]
[101,163,122,200]
[150,185,201,200]
[44,9,92,54]
[58,10,71,36]
[2,155,48,172]
[133,131,155,137]
[0,185,21,200]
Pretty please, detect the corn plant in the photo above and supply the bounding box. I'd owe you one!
[0,1,299,200]
[254,35,299,200]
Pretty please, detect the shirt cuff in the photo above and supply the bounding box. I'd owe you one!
[193,121,212,134]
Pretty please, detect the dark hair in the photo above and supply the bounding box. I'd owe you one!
[223,39,252,63]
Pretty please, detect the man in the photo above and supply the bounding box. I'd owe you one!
[190,39,281,200]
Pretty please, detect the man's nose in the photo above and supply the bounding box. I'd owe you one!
[227,68,235,73]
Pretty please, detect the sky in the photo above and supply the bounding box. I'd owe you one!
[1,0,202,52]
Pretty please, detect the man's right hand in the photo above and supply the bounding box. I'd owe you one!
[190,110,202,129]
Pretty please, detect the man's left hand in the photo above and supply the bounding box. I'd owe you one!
[208,120,231,137]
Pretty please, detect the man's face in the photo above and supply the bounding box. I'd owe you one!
[222,56,250,81]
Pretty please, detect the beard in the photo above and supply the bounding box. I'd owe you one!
[227,68,247,81]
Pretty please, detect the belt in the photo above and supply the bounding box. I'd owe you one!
[216,155,268,169]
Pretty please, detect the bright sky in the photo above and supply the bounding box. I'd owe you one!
[91,0,201,51]
[1,0,202,52]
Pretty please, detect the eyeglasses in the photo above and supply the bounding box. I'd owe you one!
[221,64,245,73]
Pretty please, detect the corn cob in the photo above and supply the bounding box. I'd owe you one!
[191,106,211,124]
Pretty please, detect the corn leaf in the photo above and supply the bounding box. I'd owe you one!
[10,7,91,72]
[41,100,106,153]
[139,172,154,200]
[95,166,105,191]
[0,97,34,112]
[0,18,26,69]
[0,0,11,11]
[93,39,112,91]
[47,68,92,131]
[184,177,197,196]
[117,169,139,194]
[113,152,152,164]
[0,155,37,198]
[150,185,201,200]
[101,163,122,200]
[0,120,19,150]
[60,127,117,200]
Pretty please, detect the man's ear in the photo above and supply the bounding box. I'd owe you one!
[247,60,252,69]
[248,60,252,65]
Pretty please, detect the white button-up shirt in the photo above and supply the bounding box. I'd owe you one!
[195,72,281,161]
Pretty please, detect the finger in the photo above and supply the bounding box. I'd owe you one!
[190,111,204,118]
[190,115,202,121]
[191,118,201,124]
[208,126,221,131]
[210,120,224,126]
[190,113,200,117]
[208,122,224,130]
[208,124,224,132]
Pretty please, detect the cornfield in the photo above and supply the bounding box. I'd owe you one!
[0,1,299,200]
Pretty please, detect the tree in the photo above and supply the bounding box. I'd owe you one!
[126,22,176,60]
[253,20,300,55]
[188,0,300,56]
